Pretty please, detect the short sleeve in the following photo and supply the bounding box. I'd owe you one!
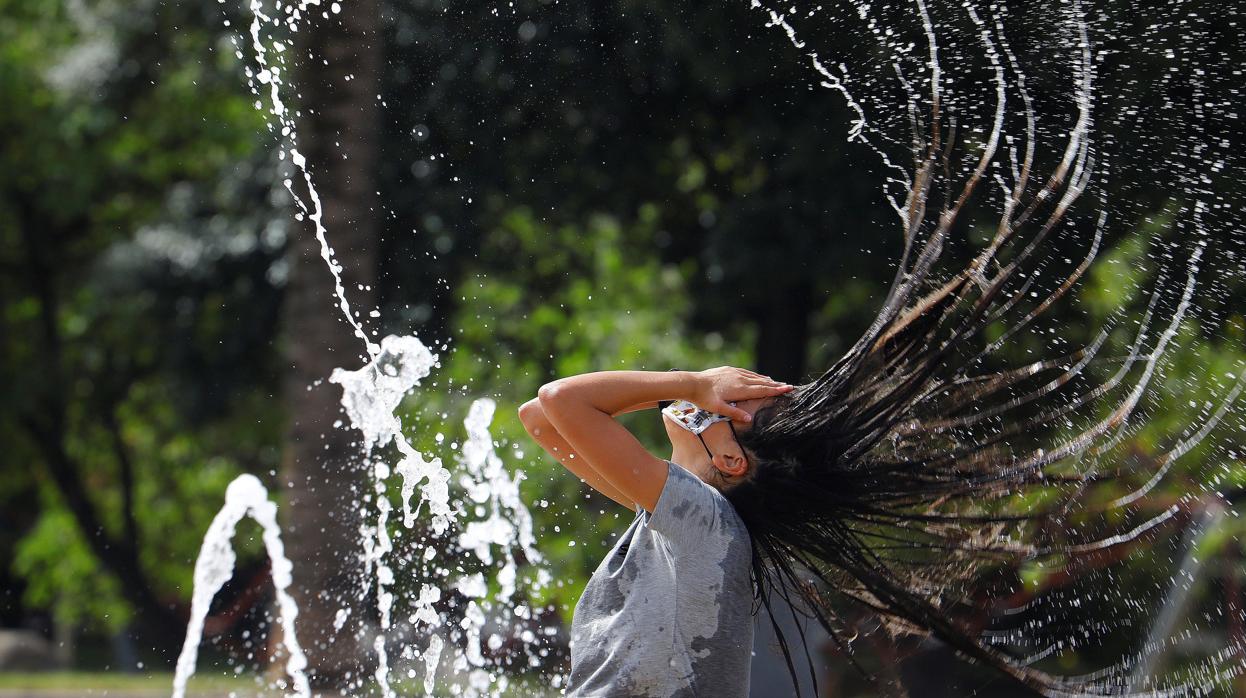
[646,460,740,552]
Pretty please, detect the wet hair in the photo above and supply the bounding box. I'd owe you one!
[726,276,1059,694]
[725,230,1207,695]
[703,24,1230,681]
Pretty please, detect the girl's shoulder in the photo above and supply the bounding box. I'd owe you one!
[645,460,750,554]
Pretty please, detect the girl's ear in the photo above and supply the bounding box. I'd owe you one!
[716,452,749,477]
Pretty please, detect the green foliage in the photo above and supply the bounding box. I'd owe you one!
[1081,205,1180,320]
[13,506,132,632]
[0,0,279,638]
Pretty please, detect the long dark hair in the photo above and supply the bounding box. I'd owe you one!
[725,124,1216,698]
[728,277,1170,694]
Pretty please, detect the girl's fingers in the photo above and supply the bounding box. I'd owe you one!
[718,385,790,406]
[729,366,786,387]
[712,378,793,408]
[727,405,753,423]
[727,381,792,398]
[708,399,749,422]
[745,380,793,392]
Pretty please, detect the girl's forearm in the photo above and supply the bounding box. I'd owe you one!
[518,398,636,509]
[538,370,697,415]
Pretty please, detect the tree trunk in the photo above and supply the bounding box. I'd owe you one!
[280,1,382,688]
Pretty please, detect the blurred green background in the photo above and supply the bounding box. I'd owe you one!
[2,0,1244,695]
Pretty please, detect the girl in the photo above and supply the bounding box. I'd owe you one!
[520,367,794,697]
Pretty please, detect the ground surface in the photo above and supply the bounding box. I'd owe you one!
[0,672,556,697]
[0,672,255,697]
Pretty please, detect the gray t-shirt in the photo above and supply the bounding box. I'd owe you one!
[567,460,754,697]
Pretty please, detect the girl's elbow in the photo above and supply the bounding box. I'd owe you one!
[536,380,565,405]
[538,379,583,419]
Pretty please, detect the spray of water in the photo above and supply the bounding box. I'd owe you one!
[174,2,549,696]
[172,475,309,698]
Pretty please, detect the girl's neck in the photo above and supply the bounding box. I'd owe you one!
[669,448,715,485]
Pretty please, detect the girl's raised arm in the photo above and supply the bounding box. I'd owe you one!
[518,398,640,510]
[536,371,692,512]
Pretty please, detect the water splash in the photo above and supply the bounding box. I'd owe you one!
[172,475,309,698]
[176,2,553,695]
[458,398,543,599]
[329,333,449,698]
[240,0,378,358]
[449,399,550,694]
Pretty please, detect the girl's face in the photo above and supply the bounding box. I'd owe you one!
[662,396,773,485]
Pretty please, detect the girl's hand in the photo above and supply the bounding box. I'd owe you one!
[689,366,794,423]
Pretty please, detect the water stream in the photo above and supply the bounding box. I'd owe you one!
[172,1,548,694]
[172,475,310,698]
